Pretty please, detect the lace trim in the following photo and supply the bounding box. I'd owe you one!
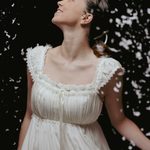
[37,74,100,95]
[26,47,36,82]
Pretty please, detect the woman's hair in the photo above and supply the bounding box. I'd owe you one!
[86,0,109,12]
[86,0,111,57]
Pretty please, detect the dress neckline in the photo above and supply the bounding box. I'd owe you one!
[39,46,105,90]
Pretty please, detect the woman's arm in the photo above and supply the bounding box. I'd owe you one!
[103,68,150,150]
[17,70,33,150]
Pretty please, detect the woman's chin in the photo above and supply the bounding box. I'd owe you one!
[51,18,63,29]
[52,16,61,23]
[52,17,58,24]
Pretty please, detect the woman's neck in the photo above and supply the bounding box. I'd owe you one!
[60,28,92,62]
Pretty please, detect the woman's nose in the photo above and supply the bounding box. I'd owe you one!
[57,0,63,6]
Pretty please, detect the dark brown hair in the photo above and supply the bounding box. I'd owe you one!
[86,0,110,57]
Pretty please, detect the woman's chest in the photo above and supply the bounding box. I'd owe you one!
[30,80,103,124]
[43,54,99,85]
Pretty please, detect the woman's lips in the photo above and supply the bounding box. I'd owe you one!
[56,8,63,13]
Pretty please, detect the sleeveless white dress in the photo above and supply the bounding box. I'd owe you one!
[21,45,124,150]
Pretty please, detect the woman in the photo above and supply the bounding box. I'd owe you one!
[18,0,150,149]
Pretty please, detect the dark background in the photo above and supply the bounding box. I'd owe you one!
[0,0,150,149]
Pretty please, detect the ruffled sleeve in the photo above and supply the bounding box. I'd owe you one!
[96,57,125,90]
[25,45,50,82]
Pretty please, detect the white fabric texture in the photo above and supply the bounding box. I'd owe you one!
[22,45,125,150]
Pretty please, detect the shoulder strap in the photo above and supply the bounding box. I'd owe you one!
[95,57,125,90]
[26,45,50,82]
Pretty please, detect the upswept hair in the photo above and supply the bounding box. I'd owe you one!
[86,0,110,57]
[86,0,109,13]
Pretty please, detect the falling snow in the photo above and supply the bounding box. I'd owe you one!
[147,8,150,14]
[135,52,142,60]
[132,108,141,117]
[119,38,132,50]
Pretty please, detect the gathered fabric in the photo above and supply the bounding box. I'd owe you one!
[21,45,125,150]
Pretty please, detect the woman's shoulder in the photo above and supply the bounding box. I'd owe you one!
[26,44,52,55]
[25,44,52,80]
[96,56,125,90]
[101,55,123,67]
[99,55,125,75]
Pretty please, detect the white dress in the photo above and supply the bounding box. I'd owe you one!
[21,45,124,150]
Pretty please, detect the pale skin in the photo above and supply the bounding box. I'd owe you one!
[18,0,150,149]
